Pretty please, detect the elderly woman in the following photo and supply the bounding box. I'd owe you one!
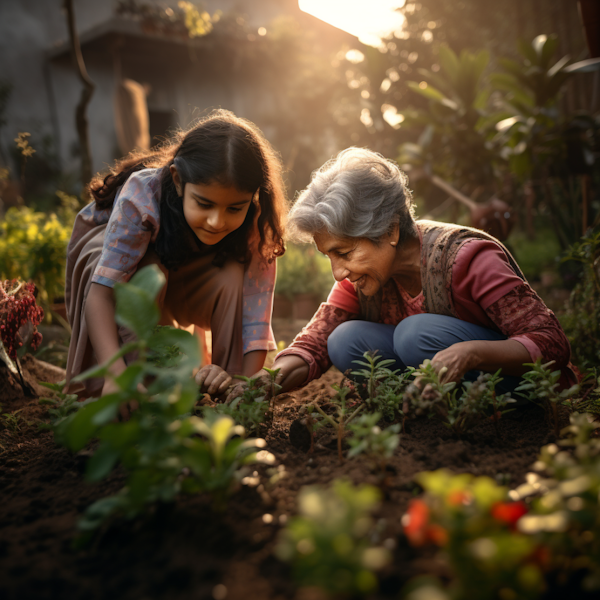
[259,148,575,395]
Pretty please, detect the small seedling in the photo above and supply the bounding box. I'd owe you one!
[351,351,413,420]
[348,412,400,474]
[309,384,365,463]
[516,359,580,437]
[38,379,81,432]
[219,367,281,435]
[405,361,515,438]
[275,479,391,596]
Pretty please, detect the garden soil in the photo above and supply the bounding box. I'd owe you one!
[0,356,571,600]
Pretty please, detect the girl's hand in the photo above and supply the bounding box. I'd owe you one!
[195,364,233,396]
[430,341,479,383]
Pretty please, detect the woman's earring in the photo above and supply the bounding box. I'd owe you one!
[390,241,397,247]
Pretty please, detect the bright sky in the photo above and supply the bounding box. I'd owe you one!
[299,0,406,47]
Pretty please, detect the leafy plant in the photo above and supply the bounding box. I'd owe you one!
[560,226,600,369]
[398,44,497,194]
[0,206,72,314]
[347,411,400,474]
[212,367,281,435]
[403,469,543,600]
[404,360,515,438]
[275,479,391,596]
[38,379,81,432]
[516,359,580,438]
[510,412,600,591]
[53,265,275,532]
[350,351,413,421]
[0,408,33,433]
[274,242,334,302]
[490,35,598,249]
[309,384,365,463]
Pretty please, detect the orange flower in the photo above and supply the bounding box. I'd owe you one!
[491,501,528,526]
[403,499,430,546]
[447,490,471,506]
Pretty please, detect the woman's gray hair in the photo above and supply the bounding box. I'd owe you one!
[289,147,416,244]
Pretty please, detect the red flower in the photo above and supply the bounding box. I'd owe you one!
[491,501,528,526]
[403,499,430,546]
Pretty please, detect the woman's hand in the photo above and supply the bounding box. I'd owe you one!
[430,341,479,384]
[195,364,233,396]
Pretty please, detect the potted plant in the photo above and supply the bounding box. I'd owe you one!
[274,243,333,320]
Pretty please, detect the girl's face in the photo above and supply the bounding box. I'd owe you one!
[171,167,254,245]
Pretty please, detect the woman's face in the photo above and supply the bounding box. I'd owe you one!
[171,167,254,245]
[314,230,398,297]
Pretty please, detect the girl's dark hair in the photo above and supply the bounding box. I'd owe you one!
[90,109,287,269]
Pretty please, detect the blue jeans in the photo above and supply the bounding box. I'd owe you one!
[327,314,522,395]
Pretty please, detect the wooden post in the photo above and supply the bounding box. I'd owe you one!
[64,0,95,195]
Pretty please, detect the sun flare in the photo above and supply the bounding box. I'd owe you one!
[299,0,406,47]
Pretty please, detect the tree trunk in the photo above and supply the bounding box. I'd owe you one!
[64,0,95,196]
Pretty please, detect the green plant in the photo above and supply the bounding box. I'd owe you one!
[38,379,81,431]
[213,367,281,435]
[404,361,515,438]
[403,469,543,600]
[350,351,413,420]
[274,242,334,302]
[560,226,600,368]
[0,408,32,433]
[490,35,599,249]
[516,359,580,438]
[309,384,365,463]
[347,412,400,474]
[0,206,72,314]
[510,413,600,591]
[275,479,391,596]
[397,44,497,194]
[54,265,275,532]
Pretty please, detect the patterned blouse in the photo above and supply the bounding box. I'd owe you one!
[277,228,573,386]
[69,168,276,354]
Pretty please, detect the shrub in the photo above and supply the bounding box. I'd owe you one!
[0,206,72,313]
[275,480,391,595]
[54,265,275,532]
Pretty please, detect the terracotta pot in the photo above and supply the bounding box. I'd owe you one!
[272,293,293,319]
[292,293,321,321]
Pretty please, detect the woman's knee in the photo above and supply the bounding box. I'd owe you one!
[327,321,363,371]
[393,314,439,367]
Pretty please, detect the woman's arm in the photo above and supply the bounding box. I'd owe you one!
[431,338,532,384]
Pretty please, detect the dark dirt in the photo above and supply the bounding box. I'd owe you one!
[0,357,568,600]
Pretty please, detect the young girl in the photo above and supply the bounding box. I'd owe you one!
[65,110,287,406]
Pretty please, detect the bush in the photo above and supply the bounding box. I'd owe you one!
[0,205,72,313]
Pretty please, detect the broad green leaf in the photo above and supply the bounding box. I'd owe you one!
[438,45,459,83]
[85,444,120,481]
[62,395,121,452]
[407,81,446,103]
[147,327,200,374]
[73,341,141,382]
[128,264,166,300]
[114,282,160,340]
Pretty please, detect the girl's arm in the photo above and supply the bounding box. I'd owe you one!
[242,350,267,376]
[85,283,127,389]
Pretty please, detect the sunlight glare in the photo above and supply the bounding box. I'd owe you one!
[299,0,406,48]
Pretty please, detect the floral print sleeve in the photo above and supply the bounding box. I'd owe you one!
[485,284,572,368]
[242,252,277,354]
[276,303,355,383]
[91,169,161,287]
